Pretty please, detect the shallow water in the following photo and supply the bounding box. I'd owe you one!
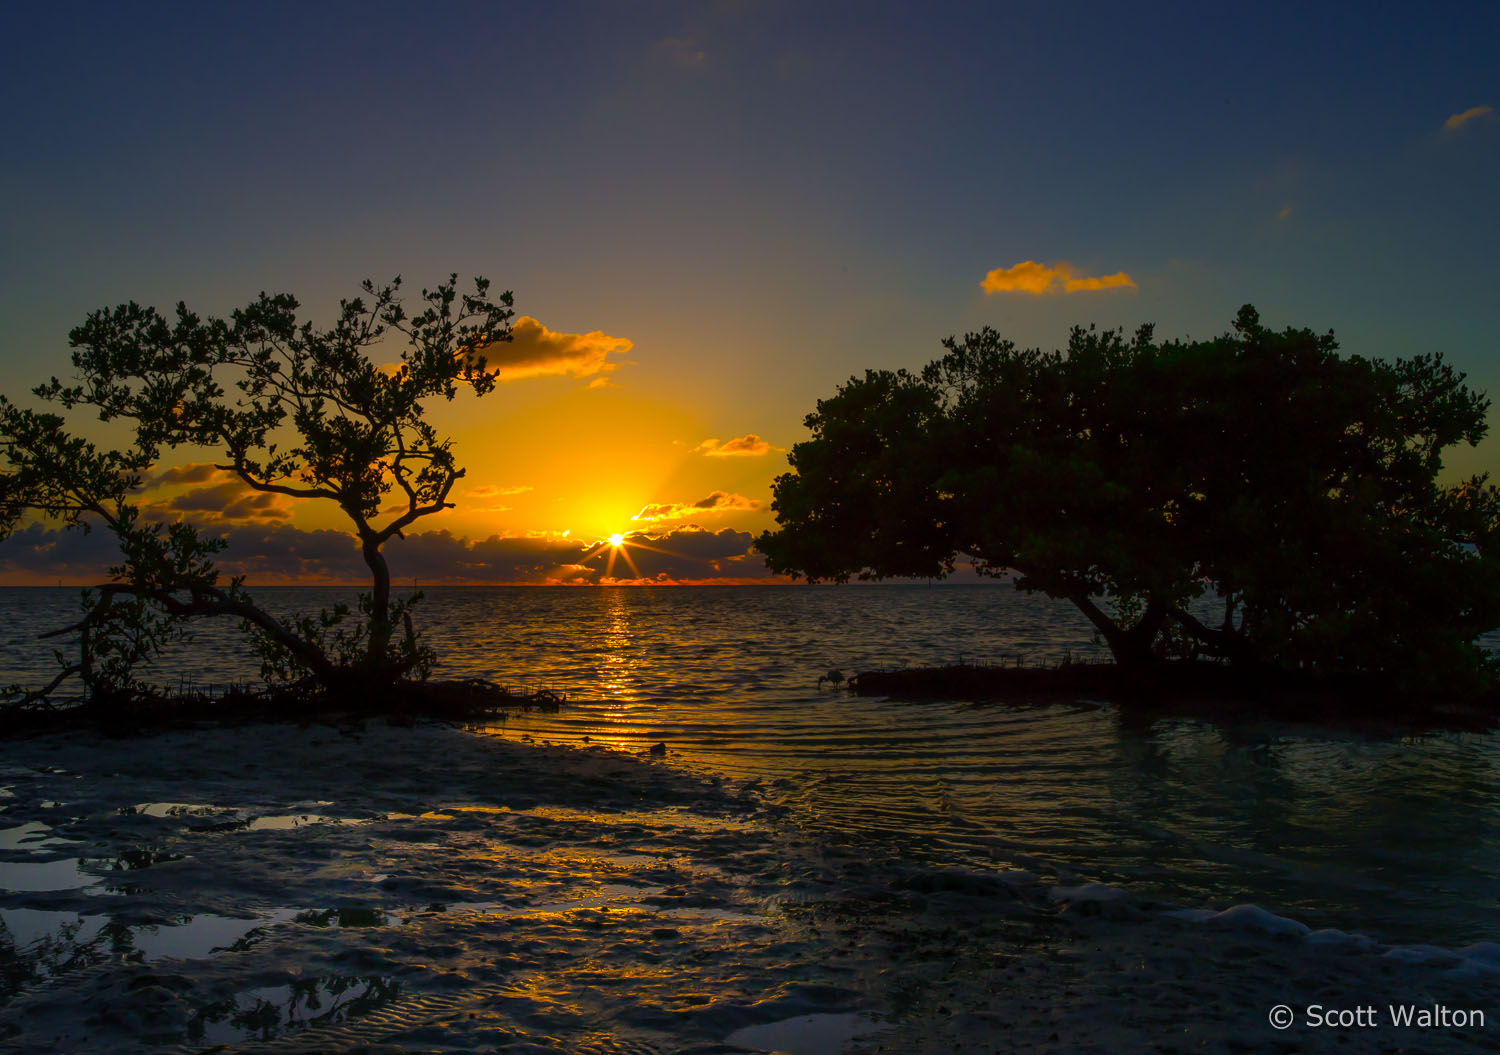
[0,714,1494,1052]
[2,584,1499,951]
[0,725,885,1051]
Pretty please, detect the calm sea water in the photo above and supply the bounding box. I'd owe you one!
[3,584,1498,947]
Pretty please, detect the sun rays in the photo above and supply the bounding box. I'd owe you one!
[578,532,641,580]
[579,530,718,583]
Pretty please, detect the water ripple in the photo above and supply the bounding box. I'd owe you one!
[2,585,1498,946]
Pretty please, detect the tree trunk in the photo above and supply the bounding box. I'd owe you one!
[360,535,394,674]
[1069,592,1167,670]
[1166,603,1256,665]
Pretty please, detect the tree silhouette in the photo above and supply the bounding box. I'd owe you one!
[0,274,513,702]
[759,307,1500,692]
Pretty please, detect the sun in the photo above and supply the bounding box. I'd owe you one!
[608,532,626,547]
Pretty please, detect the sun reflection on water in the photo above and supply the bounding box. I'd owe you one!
[596,590,641,707]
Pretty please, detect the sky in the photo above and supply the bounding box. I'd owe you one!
[2,1,1497,584]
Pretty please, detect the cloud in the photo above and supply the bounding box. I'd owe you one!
[581,527,773,584]
[0,522,128,582]
[161,481,292,523]
[1060,272,1136,293]
[979,260,1062,294]
[0,521,779,585]
[145,462,222,487]
[388,530,591,583]
[455,484,532,514]
[481,316,632,382]
[465,484,532,499]
[980,260,1136,295]
[1444,104,1495,133]
[654,37,706,67]
[692,433,784,458]
[632,490,761,522]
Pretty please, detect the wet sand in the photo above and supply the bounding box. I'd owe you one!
[0,722,1495,1053]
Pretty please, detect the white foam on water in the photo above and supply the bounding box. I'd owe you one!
[1305,927,1378,949]
[725,1011,890,1054]
[1459,941,1500,967]
[1382,943,1463,966]
[1206,904,1310,936]
[1159,897,1500,983]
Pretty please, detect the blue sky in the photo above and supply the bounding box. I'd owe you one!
[2,1,1497,580]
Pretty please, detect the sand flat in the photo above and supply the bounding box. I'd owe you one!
[0,722,1494,1053]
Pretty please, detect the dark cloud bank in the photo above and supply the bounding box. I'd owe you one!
[0,522,775,585]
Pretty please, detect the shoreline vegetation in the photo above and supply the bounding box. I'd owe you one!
[5,294,1497,732]
[0,275,522,710]
[760,309,1500,702]
[7,654,1499,740]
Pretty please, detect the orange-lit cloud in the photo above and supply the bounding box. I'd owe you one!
[458,483,529,514]
[0,522,1002,587]
[631,490,761,522]
[157,480,293,523]
[980,260,1136,295]
[465,484,532,499]
[0,522,779,586]
[655,36,706,67]
[132,464,294,524]
[1444,104,1495,133]
[692,433,784,457]
[145,461,222,487]
[481,316,632,382]
[579,526,771,584]
[1060,273,1136,293]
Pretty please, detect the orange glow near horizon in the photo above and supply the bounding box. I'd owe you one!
[567,529,740,585]
[431,385,776,543]
[576,533,643,580]
[0,352,788,586]
[169,382,783,546]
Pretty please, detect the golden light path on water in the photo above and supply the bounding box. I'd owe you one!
[0,585,1498,948]
[403,585,1500,949]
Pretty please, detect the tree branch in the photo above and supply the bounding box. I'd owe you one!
[216,460,341,502]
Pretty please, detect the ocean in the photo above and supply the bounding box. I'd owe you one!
[3,583,1498,950]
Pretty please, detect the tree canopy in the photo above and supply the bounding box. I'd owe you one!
[0,275,514,704]
[758,307,1500,692]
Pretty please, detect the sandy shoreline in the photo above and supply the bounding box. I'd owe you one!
[0,722,1495,1053]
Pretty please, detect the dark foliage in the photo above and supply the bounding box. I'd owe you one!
[0,275,514,706]
[760,307,1500,695]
